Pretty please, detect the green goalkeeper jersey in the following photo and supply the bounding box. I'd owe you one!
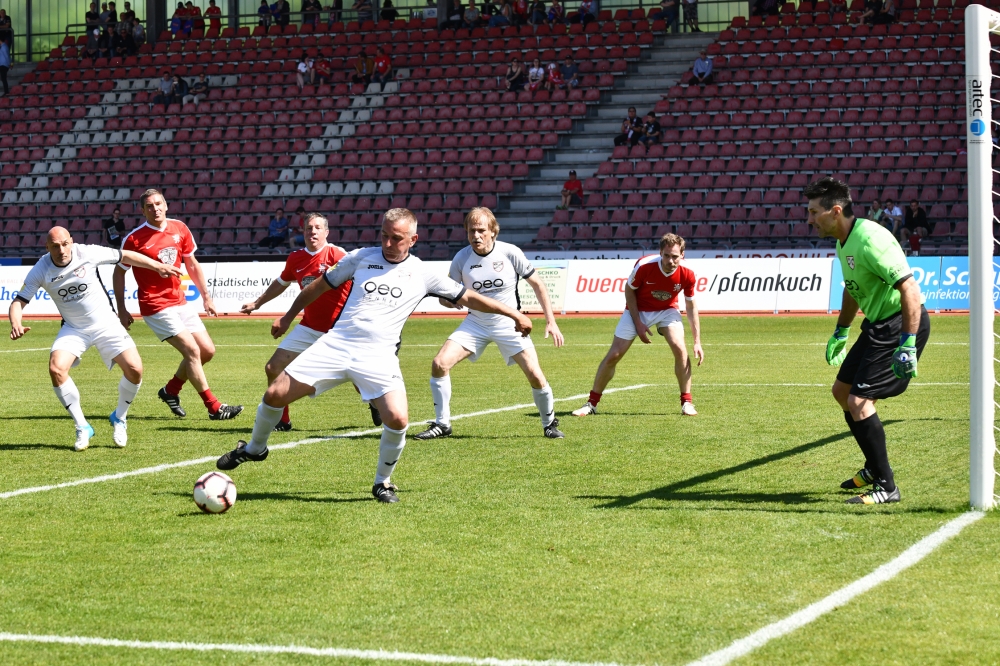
[836,218,913,323]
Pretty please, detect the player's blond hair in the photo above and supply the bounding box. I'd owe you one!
[464,207,500,236]
[659,233,686,253]
[383,208,417,233]
[139,188,165,208]
[303,212,329,230]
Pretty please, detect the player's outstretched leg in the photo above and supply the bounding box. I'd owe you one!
[511,348,563,438]
[49,350,93,451]
[415,341,469,440]
[217,372,311,470]
[370,389,409,503]
[166,331,243,420]
[109,347,143,448]
[663,323,696,416]
[573,336,633,417]
[842,394,899,505]
[264,349,298,431]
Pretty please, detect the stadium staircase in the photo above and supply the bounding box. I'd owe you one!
[498,32,715,245]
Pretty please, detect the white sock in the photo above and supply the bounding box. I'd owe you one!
[374,424,407,485]
[429,375,452,427]
[533,385,555,427]
[246,401,283,454]
[116,377,141,419]
[53,378,88,428]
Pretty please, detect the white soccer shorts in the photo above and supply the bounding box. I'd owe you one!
[51,321,136,370]
[143,302,207,341]
[613,308,683,341]
[284,335,405,402]
[448,316,534,366]
[277,323,324,354]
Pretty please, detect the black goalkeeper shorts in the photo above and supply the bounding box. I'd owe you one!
[836,306,931,400]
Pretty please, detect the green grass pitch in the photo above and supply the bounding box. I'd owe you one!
[0,315,997,665]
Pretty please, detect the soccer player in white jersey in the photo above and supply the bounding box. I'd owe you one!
[8,227,181,450]
[215,209,533,503]
[413,207,566,441]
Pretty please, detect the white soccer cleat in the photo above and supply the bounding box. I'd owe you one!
[109,410,128,448]
[572,402,597,417]
[74,424,95,451]
[681,401,698,416]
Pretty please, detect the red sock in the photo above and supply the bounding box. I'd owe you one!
[589,390,603,406]
[199,389,222,413]
[681,392,693,404]
[165,375,185,396]
[281,405,290,424]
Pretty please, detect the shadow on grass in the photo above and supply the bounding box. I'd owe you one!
[0,442,75,451]
[164,490,370,505]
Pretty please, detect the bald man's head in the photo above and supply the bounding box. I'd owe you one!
[46,226,74,266]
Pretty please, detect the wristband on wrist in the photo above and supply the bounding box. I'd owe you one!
[835,325,850,336]
[899,333,916,346]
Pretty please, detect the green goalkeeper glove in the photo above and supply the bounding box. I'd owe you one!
[825,325,850,366]
[892,333,918,379]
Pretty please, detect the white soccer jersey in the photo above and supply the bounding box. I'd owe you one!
[323,247,466,348]
[449,241,535,327]
[16,244,122,328]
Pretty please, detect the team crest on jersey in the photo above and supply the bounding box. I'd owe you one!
[846,256,855,270]
[73,265,87,278]
[172,234,181,243]
[493,261,505,272]
[651,290,672,300]
[158,247,178,265]
[673,284,681,292]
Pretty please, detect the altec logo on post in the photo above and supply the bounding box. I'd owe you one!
[968,78,987,143]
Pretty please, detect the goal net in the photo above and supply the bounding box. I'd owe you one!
[966,3,999,510]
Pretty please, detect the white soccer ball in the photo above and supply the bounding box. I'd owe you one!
[193,471,237,514]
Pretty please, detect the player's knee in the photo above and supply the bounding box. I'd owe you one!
[430,356,451,377]
[122,361,143,383]
[385,413,408,430]
[199,344,215,365]
[48,363,68,385]
[832,383,849,405]
[264,360,280,380]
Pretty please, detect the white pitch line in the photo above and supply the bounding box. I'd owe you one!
[0,384,655,501]
[0,632,631,666]
[686,510,986,666]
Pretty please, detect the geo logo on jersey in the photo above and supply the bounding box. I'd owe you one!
[493,261,505,273]
[158,247,178,266]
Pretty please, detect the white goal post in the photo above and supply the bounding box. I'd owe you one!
[965,3,998,511]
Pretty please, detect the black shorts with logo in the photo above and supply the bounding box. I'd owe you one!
[836,306,931,399]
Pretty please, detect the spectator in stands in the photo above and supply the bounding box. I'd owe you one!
[682,0,700,32]
[873,0,896,24]
[651,0,679,34]
[204,0,222,31]
[489,0,512,26]
[120,1,136,28]
[882,198,903,236]
[443,0,462,28]
[547,0,564,25]
[545,62,563,91]
[107,1,119,30]
[170,2,187,36]
[372,47,392,84]
[352,49,374,85]
[111,24,127,57]
[258,0,273,26]
[259,208,290,249]
[86,3,101,31]
[276,0,292,26]
[866,199,885,226]
[900,200,928,247]
[290,206,308,248]
[572,0,595,25]
[0,39,9,96]
[638,112,661,146]
[530,0,546,24]
[830,0,847,15]
[504,58,526,91]
[559,55,579,89]
[103,208,126,246]
[169,74,188,106]
[153,72,173,104]
[527,58,545,92]
[184,72,209,104]
[614,107,641,147]
[99,2,111,29]
[132,18,145,46]
[296,56,314,89]
[84,28,101,60]
[692,50,713,85]
[314,56,332,84]
[98,25,114,58]
[187,1,203,31]
[302,0,322,26]
[513,0,529,25]
[464,0,481,28]
[381,0,399,21]
[558,170,583,210]
[352,0,373,23]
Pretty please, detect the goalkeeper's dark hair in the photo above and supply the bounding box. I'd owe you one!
[803,177,854,218]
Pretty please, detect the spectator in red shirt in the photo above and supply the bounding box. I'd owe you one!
[372,47,393,85]
[204,0,223,31]
[313,56,332,84]
[559,170,583,210]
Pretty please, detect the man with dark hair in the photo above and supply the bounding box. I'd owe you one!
[614,107,642,147]
[804,177,930,505]
[900,199,928,251]
[102,207,126,246]
[573,233,704,417]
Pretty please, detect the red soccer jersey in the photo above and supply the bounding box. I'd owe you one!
[120,219,197,316]
[627,255,696,312]
[278,244,351,332]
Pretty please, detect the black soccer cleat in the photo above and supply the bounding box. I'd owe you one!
[369,403,383,427]
[413,421,452,440]
[543,417,565,439]
[209,404,244,421]
[216,440,269,470]
[372,482,399,503]
[841,468,875,490]
[158,387,186,417]
[846,484,901,505]
[273,420,293,432]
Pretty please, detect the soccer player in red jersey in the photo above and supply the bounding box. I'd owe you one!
[573,233,704,417]
[240,213,353,431]
[113,189,243,420]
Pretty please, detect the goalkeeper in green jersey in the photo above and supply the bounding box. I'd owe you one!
[805,177,930,505]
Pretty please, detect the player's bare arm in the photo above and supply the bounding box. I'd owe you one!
[625,286,651,344]
[686,298,704,365]
[8,298,30,340]
[120,250,183,279]
[524,271,563,347]
[112,265,133,330]
[242,279,289,314]
[837,289,860,328]
[273,275,331,338]
[437,296,465,310]
[456,290,533,336]
[183,255,216,316]
[896,277,921,333]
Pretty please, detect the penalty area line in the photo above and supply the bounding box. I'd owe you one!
[0,384,657,501]
[685,510,985,666]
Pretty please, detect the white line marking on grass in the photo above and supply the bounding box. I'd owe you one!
[686,510,985,666]
[0,384,656,501]
[0,347,51,353]
[0,632,630,666]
